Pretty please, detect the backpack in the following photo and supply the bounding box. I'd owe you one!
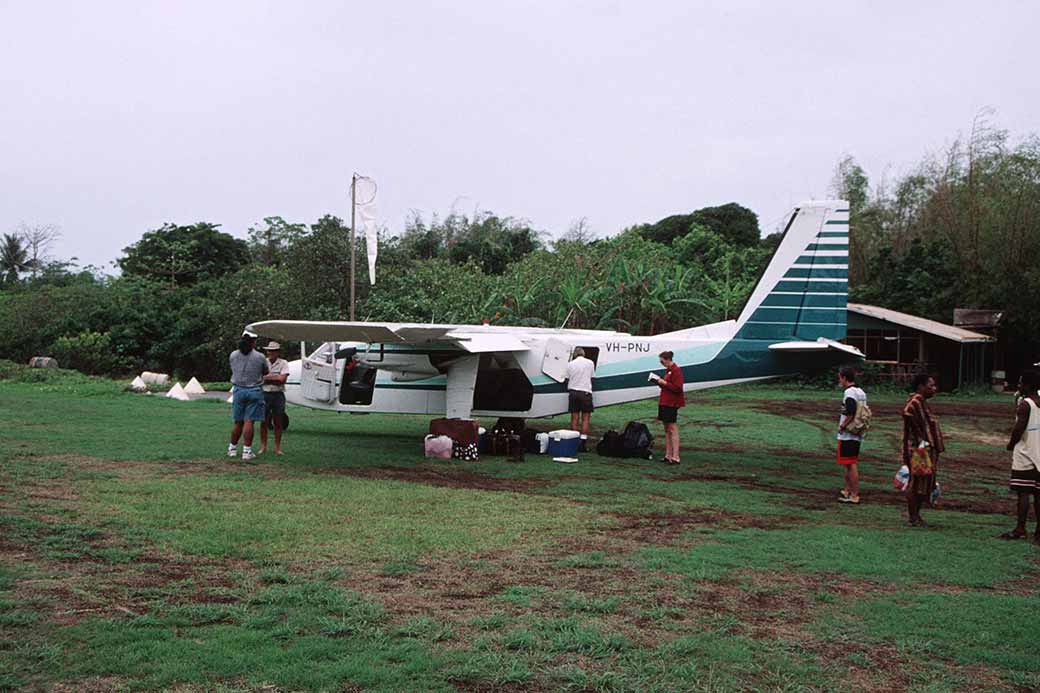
[620,421,653,459]
[846,401,872,437]
[596,430,624,457]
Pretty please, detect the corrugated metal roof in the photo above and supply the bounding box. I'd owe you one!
[847,303,995,343]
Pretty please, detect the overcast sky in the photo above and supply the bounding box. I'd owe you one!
[1,1,1037,269]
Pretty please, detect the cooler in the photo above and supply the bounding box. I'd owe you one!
[546,429,581,457]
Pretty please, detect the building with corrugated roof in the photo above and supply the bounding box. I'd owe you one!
[843,303,997,390]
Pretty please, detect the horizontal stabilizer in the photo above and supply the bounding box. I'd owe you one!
[769,338,863,358]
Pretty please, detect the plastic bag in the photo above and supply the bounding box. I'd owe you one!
[893,464,910,492]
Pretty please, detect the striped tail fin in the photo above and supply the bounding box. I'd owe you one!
[733,201,849,341]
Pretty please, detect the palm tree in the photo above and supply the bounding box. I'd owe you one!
[0,233,29,285]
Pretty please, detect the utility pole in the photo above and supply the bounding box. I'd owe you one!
[349,173,357,321]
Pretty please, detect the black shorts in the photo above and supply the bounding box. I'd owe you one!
[658,405,678,424]
[568,390,594,414]
[264,391,286,416]
[1010,466,1040,492]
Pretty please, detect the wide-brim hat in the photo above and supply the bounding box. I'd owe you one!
[263,341,283,351]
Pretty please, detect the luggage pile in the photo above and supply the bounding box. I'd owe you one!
[425,418,481,461]
[596,421,654,460]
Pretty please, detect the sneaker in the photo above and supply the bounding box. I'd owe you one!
[838,495,860,504]
[839,489,850,499]
[227,444,238,458]
[241,449,255,462]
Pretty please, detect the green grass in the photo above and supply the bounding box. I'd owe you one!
[1,378,1038,690]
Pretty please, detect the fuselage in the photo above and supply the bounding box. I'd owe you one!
[283,321,845,419]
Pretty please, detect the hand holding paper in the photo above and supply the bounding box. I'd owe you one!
[648,373,661,383]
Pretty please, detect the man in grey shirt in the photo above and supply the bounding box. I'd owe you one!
[228,331,269,461]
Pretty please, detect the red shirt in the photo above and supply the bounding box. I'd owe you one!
[658,362,686,408]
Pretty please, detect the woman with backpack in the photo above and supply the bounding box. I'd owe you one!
[837,366,869,504]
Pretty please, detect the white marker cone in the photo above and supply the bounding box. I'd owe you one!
[130,376,147,392]
[184,377,206,395]
[166,383,190,401]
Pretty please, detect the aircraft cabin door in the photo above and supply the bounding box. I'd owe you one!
[541,338,572,383]
[301,342,337,403]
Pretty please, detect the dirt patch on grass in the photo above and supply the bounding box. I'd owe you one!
[331,464,550,493]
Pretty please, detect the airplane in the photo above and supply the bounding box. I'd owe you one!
[247,200,863,421]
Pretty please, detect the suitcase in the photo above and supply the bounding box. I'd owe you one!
[429,418,480,446]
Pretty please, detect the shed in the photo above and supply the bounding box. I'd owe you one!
[844,303,995,390]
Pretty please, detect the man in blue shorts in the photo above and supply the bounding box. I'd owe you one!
[228,331,268,461]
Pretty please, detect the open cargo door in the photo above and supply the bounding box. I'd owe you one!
[301,342,337,402]
[541,338,571,383]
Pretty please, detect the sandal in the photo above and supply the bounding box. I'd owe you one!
[998,530,1026,540]
[666,458,680,465]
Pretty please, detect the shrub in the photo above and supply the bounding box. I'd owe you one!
[48,331,133,376]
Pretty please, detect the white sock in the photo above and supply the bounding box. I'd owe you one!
[228,443,236,450]
[243,446,252,453]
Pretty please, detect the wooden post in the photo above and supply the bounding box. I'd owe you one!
[350,173,357,321]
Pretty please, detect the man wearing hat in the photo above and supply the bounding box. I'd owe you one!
[229,330,269,461]
[260,341,290,456]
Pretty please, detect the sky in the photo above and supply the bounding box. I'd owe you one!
[1,1,1037,270]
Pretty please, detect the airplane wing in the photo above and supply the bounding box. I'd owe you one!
[246,320,531,352]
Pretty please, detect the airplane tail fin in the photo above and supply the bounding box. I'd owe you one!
[733,201,849,341]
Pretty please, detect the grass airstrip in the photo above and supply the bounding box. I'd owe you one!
[1,362,1038,691]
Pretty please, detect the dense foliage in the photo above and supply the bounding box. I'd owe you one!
[1,120,1037,381]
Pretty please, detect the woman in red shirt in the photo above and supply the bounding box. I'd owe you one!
[653,350,685,465]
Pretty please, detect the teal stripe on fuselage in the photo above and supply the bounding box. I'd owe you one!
[818,232,849,238]
[805,243,848,252]
[749,307,847,323]
[784,268,848,279]
[825,220,848,225]
[795,255,847,265]
[761,293,847,308]
[737,323,846,341]
[773,280,848,293]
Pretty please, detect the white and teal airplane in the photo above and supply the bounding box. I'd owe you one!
[248,200,862,420]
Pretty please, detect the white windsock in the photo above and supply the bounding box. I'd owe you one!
[130,376,147,392]
[184,377,206,395]
[353,176,379,285]
[166,383,190,401]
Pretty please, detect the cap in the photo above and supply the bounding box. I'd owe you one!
[263,341,282,351]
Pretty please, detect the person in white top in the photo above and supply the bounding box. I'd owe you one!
[1002,370,1040,542]
[565,348,596,448]
[836,366,867,504]
[260,342,290,456]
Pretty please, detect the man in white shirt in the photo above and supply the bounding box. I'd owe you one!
[260,342,290,456]
[565,347,596,448]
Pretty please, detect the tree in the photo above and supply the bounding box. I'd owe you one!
[283,215,354,317]
[829,155,870,216]
[558,217,596,245]
[119,223,250,285]
[247,216,308,266]
[18,223,62,280]
[0,234,29,285]
[688,203,761,247]
[639,203,761,247]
